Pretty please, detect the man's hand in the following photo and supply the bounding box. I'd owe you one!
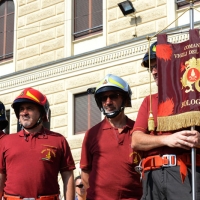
[163,130,200,149]
[132,130,200,151]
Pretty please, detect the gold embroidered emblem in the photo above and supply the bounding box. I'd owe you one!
[180,57,200,93]
[129,152,142,164]
[103,79,107,84]
[41,148,56,162]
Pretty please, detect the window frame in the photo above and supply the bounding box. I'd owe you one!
[68,85,102,138]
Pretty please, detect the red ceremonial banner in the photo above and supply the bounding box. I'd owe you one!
[157,29,200,131]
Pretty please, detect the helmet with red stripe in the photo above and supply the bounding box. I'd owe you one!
[12,87,49,122]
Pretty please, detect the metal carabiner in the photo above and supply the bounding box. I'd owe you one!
[134,159,143,181]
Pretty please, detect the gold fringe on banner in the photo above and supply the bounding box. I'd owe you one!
[157,111,200,131]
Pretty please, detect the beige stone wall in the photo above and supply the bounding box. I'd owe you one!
[15,0,169,71]
[16,0,65,71]
[107,0,167,45]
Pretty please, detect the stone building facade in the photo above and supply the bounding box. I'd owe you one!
[0,0,200,198]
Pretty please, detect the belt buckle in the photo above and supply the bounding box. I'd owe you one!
[23,198,35,200]
[162,154,176,167]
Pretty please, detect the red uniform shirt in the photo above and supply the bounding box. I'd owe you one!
[0,127,75,198]
[80,117,142,200]
[133,93,200,157]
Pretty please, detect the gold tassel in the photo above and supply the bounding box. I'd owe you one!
[148,112,155,131]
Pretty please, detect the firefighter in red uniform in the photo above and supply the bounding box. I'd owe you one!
[80,74,142,200]
[132,42,200,200]
[0,88,75,200]
[0,101,8,138]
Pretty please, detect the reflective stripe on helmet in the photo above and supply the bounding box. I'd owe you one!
[108,77,124,89]
[152,44,156,53]
[26,91,40,103]
[95,74,129,94]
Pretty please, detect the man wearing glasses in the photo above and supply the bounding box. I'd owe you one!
[74,176,86,200]
[131,42,200,200]
[80,74,142,200]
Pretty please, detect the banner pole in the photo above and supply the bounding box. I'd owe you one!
[188,1,196,199]
[191,126,196,200]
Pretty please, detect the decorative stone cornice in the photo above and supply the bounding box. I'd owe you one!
[0,24,194,94]
[0,41,148,93]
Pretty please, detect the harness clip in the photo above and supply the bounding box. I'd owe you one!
[134,159,143,181]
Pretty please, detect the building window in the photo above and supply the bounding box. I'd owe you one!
[74,0,103,39]
[74,92,101,134]
[4,109,10,134]
[176,0,200,9]
[0,0,14,62]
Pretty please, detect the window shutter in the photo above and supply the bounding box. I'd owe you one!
[74,93,88,133]
[6,12,14,58]
[92,0,102,31]
[0,0,14,61]
[74,92,101,134]
[0,17,4,59]
[74,0,89,36]
[176,0,200,9]
[74,0,102,39]
[0,1,5,60]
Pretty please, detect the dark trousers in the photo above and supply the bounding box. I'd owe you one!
[141,166,200,200]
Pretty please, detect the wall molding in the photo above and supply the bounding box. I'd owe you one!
[0,24,195,94]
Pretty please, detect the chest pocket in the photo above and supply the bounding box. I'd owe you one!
[40,145,58,163]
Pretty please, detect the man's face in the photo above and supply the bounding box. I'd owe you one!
[19,103,41,129]
[149,59,158,86]
[100,91,123,114]
[75,178,86,197]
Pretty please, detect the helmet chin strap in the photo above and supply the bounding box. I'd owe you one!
[101,100,125,119]
[102,107,124,118]
[20,116,42,130]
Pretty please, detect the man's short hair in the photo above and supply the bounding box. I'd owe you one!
[74,175,81,183]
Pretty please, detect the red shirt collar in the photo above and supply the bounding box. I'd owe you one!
[102,117,134,133]
[18,127,48,139]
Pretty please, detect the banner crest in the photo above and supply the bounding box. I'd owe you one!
[157,29,200,131]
